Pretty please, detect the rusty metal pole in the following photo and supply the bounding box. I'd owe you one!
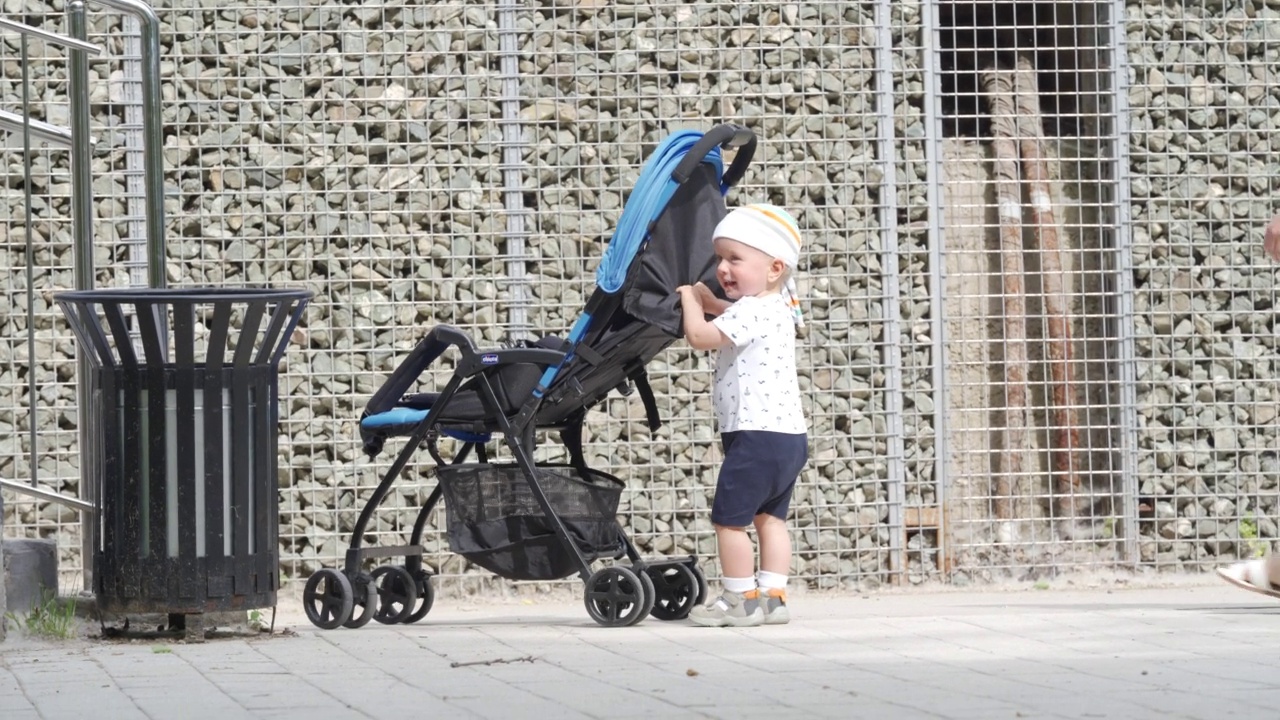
[1012,56,1083,520]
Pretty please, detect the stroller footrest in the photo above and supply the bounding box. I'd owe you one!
[361,406,494,445]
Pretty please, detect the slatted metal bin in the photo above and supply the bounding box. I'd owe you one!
[55,287,311,617]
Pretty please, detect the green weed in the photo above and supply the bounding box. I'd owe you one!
[247,609,268,632]
[4,592,77,640]
[1240,513,1268,559]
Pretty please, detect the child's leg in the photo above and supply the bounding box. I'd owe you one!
[688,523,764,626]
[753,513,791,576]
[690,431,768,627]
[754,513,793,625]
[714,523,756,581]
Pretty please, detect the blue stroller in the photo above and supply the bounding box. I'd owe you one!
[301,124,757,628]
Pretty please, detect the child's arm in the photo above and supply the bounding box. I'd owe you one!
[677,285,730,350]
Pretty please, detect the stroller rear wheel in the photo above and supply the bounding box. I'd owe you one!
[302,568,354,630]
[646,563,699,621]
[584,566,653,627]
[371,566,419,625]
[343,572,378,628]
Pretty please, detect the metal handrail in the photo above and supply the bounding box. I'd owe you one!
[0,16,102,149]
[1,8,109,591]
[0,16,101,54]
[0,108,73,147]
[0,477,96,513]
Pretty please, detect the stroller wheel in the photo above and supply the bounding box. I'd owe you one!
[684,560,708,606]
[646,563,699,621]
[401,570,436,624]
[584,566,654,627]
[635,568,655,621]
[302,568,354,630]
[371,566,419,625]
[343,572,378,629]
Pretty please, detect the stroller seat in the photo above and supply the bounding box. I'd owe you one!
[360,336,568,445]
[301,124,758,630]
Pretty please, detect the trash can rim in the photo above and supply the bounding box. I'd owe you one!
[54,286,314,304]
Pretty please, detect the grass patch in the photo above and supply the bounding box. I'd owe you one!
[4,591,78,640]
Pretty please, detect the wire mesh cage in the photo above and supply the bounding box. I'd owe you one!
[4,0,1280,594]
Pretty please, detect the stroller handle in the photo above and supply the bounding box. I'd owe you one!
[671,124,756,187]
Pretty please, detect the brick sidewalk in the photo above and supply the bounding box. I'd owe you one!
[3,581,1278,719]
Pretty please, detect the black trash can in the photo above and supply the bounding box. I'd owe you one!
[55,287,312,618]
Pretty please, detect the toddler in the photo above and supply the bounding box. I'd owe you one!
[676,203,808,627]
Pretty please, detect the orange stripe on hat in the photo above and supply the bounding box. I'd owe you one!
[744,204,802,248]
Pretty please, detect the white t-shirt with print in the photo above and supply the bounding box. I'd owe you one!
[710,293,807,434]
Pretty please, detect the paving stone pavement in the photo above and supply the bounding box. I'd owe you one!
[2,579,1279,719]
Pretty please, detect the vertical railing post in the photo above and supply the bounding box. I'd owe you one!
[874,0,907,580]
[69,0,100,591]
[89,0,166,290]
[1109,0,1140,566]
[921,0,951,577]
[496,0,532,340]
[19,25,38,495]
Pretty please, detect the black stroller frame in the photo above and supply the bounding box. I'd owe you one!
[301,125,757,628]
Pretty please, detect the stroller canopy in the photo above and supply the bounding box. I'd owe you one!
[595,130,727,294]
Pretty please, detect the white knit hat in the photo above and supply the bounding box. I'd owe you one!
[712,203,804,327]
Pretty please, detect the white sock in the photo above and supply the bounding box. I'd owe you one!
[757,571,788,592]
[722,576,757,594]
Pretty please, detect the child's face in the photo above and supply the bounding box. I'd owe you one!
[714,237,784,299]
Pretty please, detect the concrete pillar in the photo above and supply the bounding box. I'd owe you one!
[3,538,58,615]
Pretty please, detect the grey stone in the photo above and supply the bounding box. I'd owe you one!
[3,538,57,615]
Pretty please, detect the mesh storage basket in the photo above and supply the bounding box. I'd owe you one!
[436,463,624,581]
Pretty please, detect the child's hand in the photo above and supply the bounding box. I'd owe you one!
[1266,214,1280,262]
[677,283,729,350]
[676,284,703,307]
[692,282,718,306]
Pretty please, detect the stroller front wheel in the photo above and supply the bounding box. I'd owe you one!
[685,560,708,606]
[584,566,654,627]
[302,568,354,630]
[646,563,700,621]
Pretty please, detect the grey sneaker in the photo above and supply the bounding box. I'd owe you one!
[689,590,765,627]
[761,589,790,625]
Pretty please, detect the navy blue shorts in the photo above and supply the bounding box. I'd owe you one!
[710,430,808,527]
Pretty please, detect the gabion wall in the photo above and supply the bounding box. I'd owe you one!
[1,0,1278,594]
[1124,0,1280,568]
